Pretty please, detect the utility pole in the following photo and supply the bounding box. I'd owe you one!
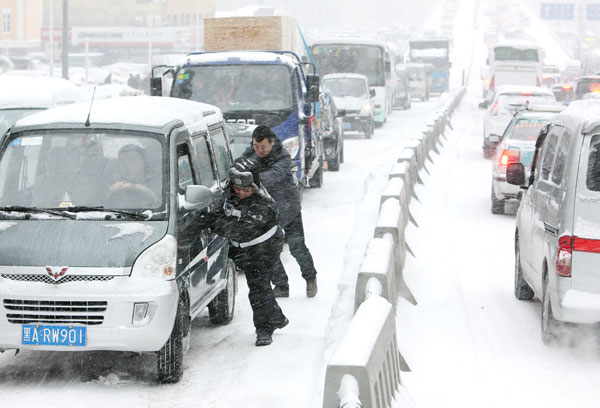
[48,0,53,76]
[61,0,68,79]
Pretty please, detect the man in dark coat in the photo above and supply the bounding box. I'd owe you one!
[242,125,318,298]
[206,159,288,346]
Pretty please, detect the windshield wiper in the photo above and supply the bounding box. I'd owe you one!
[0,206,76,219]
[59,206,149,220]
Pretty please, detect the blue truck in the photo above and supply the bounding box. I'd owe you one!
[150,50,324,189]
[408,37,451,93]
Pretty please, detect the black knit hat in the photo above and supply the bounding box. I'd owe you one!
[230,157,260,187]
[252,125,277,142]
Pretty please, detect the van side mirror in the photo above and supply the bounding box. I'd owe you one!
[488,134,501,144]
[150,77,163,96]
[182,185,213,211]
[506,163,526,186]
[370,88,376,98]
[336,109,346,118]
[479,100,489,109]
[385,60,391,72]
[306,74,320,103]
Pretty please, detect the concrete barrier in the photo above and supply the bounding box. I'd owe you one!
[388,162,416,201]
[354,237,397,312]
[323,294,402,408]
[379,176,409,212]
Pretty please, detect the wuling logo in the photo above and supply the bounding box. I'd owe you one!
[45,267,68,281]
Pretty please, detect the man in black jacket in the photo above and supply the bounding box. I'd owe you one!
[242,125,318,298]
[207,160,288,346]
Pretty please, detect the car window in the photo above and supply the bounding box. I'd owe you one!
[177,144,195,192]
[192,135,216,188]
[586,135,600,191]
[209,126,232,181]
[551,128,570,185]
[540,130,560,181]
[505,118,547,142]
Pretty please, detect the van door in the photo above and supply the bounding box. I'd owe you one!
[528,127,561,290]
[176,142,209,315]
[192,131,229,300]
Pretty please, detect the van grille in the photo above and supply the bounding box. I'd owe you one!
[3,299,107,325]
[0,274,114,285]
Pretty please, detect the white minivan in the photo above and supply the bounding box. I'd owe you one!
[507,100,600,344]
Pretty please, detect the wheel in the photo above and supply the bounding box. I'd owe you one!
[339,138,345,164]
[208,259,237,325]
[541,273,562,345]
[328,147,340,172]
[156,296,187,383]
[514,235,534,300]
[365,122,373,138]
[309,160,324,188]
[483,146,495,159]
[491,187,505,215]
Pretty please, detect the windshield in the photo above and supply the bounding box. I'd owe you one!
[0,131,165,213]
[505,118,547,141]
[493,46,539,62]
[171,64,294,112]
[575,78,600,99]
[312,44,385,86]
[407,67,426,80]
[323,78,368,98]
[0,108,45,136]
[498,94,555,110]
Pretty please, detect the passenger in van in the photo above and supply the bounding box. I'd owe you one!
[105,144,159,208]
[203,158,289,347]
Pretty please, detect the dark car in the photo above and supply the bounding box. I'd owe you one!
[319,90,345,171]
[393,65,411,109]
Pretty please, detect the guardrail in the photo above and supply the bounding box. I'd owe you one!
[323,86,466,408]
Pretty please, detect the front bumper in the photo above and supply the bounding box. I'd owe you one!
[342,114,371,131]
[0,277,179,352]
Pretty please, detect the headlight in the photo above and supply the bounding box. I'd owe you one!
[282,136,300,159]
[131,234,177,280]
[360,104,372,114]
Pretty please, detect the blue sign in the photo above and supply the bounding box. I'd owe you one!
[588,4,600,20]
[540,3,575,20]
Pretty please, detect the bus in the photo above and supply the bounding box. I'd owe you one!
[487,40,543,94]
[311,38,396,127]
[408,37,451,93]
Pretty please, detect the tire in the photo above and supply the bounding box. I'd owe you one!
[364,123,371,139]
[156,296,186,384]
[309,160,324,188]
[483,146,495,159]
[208,259,237,325]
[541,273,562,345]
[340,139,345,164]
[328,149,340,171]
[514,236,534,300]
[491,187,505,215]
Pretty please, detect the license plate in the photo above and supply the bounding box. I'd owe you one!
[22,324,86,346]
[343,122,352,130]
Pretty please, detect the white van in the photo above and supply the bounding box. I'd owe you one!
[507,99,600,344]
[0,75,84,135]
[487,40,543,94]
[0,96,237,383]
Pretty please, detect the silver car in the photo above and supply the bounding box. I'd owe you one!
[507,100,600,344]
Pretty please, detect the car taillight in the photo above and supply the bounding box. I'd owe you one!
[500,149,520,166]
[490,100,499,115]
[556,235,573,277]
[536,77,541,87]
[562,85,572,90]
[489,75,495,91]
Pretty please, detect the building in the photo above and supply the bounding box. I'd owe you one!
[0,0,42,55]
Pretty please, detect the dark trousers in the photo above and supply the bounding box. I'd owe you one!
[271,211,317,288]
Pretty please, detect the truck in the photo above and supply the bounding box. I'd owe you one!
[150,16,324,189]
[408,37,451,93]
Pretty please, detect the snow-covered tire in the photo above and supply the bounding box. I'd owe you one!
[491,187,504,215]
[309,161,324,188]
[541,273,561,345]
[514,236,534,301]
[208,259,237,325]
[156,296,186,383]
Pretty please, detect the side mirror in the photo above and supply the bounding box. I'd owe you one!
[369,88,376,98]
[336,109,346,118]
[486,58,489,65]
[488,134,501,144]
[306,74,320,103]
[479,100,489,109]
[385,60,391,72]
[150,77,163,96]
[506,163,526,186]
[182,185,213,211]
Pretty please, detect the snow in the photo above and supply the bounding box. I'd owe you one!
[183,51,299,67]
[0,221,16,231]
[105,223,155,242]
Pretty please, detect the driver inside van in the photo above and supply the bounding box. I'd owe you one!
[106,144,159,208]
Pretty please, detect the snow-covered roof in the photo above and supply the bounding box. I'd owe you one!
[560,100,600,129]
[182,51,298,69]
[12,96,223,135]
[322,73,369,81]
[493,40,540,49]
[495,85,553,96]
[311,37,388,48]
[0,75,84,109]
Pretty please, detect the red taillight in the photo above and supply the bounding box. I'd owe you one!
[489,75,495,91]
[500,149,519,165]
[556,235,573,277]
[536,77,541,87]
[562,85,572,90]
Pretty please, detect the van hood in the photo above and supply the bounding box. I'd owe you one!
[0,220,168,267]
[332,96,368,112]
